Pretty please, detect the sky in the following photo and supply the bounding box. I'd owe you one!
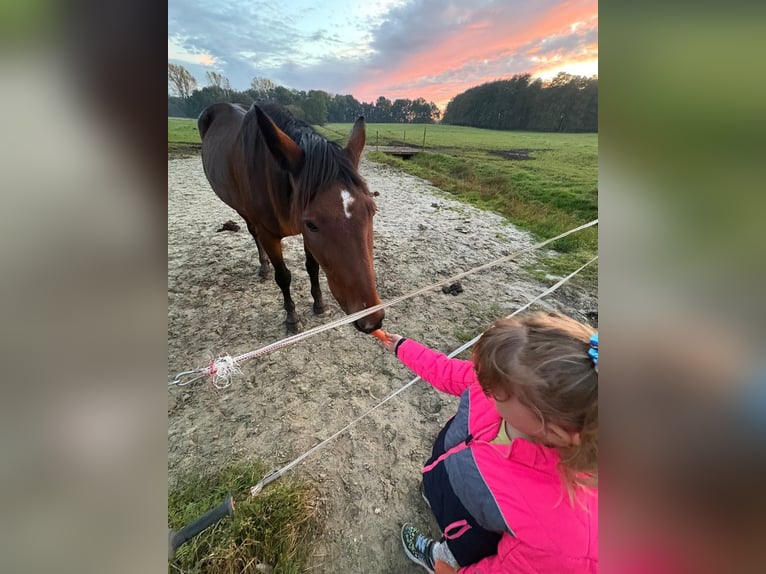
[168,0,597,111]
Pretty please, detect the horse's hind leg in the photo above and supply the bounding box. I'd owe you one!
[245,221,272,281]
[260,235,302,333]
[304,245,327,315]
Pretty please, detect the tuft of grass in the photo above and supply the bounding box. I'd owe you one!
[453,326,477,344]
[168,462,319,574]
[452,303,502,344]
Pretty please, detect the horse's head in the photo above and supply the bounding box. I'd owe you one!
[254,106,384,333]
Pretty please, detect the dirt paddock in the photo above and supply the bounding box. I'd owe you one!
[168,153,596,572]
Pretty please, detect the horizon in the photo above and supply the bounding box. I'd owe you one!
[168,0,597,111]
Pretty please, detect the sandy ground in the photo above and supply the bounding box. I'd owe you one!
[168,153,597,573]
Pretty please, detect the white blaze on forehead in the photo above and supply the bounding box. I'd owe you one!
[340,189,355,219]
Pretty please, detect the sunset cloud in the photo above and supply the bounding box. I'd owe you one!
[168,0,597,110]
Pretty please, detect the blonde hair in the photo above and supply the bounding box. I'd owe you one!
[472,311,598,497]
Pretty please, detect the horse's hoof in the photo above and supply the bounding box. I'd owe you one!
[313,303,328,316]
[286,319,304,334]
[258,267,272,282]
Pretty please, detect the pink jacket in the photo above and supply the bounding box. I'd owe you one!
[398,339,598,573]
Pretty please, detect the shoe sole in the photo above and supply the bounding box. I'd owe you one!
[401,524,435,574]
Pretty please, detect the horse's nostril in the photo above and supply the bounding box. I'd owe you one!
[353,318,379,334]
[350,308,384,333]
[362,313,384,333]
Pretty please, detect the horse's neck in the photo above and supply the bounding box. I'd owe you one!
[249,136,304,236]
[269,177,303,236]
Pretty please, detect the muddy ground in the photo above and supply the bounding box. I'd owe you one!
[168,153,596,573]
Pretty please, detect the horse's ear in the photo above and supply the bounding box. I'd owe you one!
[345,115,366,168]
[252,105,305,174]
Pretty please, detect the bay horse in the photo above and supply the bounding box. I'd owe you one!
[197,102,384,334]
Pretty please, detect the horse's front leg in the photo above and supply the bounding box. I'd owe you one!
[304,244,327,315]
[260,235,302,333]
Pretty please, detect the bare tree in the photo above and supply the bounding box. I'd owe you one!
[205,71,231,91]
[168,63,197,99]
[250,76,276,97]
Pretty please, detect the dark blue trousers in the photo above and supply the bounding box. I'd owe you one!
[422,417,502,566]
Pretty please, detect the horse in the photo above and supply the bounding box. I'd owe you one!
[197,102,384,334]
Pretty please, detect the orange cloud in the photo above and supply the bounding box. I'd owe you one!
[352,0,597,110]
[532,43,598,81]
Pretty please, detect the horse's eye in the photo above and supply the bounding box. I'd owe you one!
[305,221,319,232]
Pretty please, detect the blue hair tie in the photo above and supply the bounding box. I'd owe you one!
[588,333,598,373]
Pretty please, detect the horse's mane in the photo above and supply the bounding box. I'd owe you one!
[258,103,366,205]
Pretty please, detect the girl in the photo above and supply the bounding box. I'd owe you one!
[375,311,598,573]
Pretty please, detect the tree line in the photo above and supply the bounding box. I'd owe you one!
[442,73,597,132]
[168,63,441,124]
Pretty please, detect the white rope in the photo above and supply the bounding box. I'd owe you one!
[169,219,598,386]
[248,255,598,496]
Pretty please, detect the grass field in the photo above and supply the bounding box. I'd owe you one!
[168,117,202,158]
[168,117,598,285]
[168,462,318,574]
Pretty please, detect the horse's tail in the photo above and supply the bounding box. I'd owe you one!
[197,106,215,141]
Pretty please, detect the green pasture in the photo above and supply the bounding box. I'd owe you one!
[169,118,598,286]
[319,122,596,154]
[168,117,202,157]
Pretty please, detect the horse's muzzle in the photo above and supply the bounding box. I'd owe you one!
[353,310,384,334]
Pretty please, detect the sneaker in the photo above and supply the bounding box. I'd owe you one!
[401,523,436,573]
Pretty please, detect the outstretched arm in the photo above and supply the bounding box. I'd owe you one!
[373,331,475,397]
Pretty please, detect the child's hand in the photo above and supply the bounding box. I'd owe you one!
[371,329,402,353]
[434,560,459,574]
